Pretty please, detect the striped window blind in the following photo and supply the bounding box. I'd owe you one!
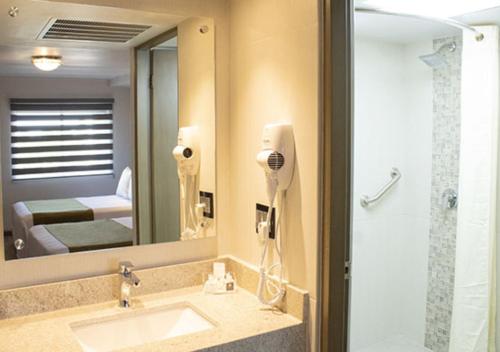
[10,99,114,180]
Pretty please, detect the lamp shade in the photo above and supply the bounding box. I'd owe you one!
[31,55,62,71]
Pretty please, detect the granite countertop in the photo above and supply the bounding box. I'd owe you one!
[0,285,304,352]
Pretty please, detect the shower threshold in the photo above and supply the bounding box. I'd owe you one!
[353,335,432,352]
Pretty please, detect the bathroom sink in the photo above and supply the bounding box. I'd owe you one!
[71,303,215,352]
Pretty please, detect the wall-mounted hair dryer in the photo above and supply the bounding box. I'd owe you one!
[256,122,295,306]
[172,126,200,177]
[172,126,204,240]
[256,123,295,203]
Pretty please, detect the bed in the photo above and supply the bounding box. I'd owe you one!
[26,217,133,258]
[13,195,133,258]
[11,167,133,258]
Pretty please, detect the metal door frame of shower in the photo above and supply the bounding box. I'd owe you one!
[319,0,353,351]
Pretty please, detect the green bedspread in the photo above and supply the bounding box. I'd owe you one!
[24,198,94,225]
[44,219,133,253]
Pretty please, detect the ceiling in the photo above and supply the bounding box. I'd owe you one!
[355,0,500,44]
[0,0,186,80]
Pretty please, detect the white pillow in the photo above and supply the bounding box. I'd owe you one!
[116,167,131,199]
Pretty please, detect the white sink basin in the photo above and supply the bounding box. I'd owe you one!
[71,303,215,352]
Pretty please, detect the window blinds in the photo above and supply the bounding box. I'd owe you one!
[10,98,114,180]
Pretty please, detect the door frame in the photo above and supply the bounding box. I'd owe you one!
[319,0,353,351]
[133,27,178,244]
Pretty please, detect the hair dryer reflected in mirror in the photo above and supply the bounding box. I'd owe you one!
[172,126,207,240]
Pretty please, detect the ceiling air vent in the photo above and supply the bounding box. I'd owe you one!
[40,19,151,43]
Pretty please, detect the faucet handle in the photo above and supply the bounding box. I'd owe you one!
[119,261,134,275]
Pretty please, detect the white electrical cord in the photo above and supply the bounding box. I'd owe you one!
[182,176,188,231]
[187,176,199,229]
[180,174,202,240]
[257,177,286,306]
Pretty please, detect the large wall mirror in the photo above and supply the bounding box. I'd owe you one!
[135,17,216,245]
[0,1,216,261]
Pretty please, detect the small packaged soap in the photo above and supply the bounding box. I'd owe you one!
[203,264,237,294]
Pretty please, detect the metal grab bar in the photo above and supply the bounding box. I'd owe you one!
[360,168,401,208]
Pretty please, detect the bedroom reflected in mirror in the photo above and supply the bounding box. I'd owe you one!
[7,98,134,260]
[0,0,216,261]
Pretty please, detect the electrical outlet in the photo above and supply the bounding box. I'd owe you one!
[256,203,276,239]
[199,191,214,218]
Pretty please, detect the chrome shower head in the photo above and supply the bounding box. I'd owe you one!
[419,53,448,68]
[419,42,456,68]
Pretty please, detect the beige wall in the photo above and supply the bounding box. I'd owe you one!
[178,17,217,237]
[221,0,320,349]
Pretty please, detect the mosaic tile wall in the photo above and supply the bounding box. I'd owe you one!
[424,36,462,352]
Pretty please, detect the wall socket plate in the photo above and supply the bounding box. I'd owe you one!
[256,203,276,239]
[199,191,214,218]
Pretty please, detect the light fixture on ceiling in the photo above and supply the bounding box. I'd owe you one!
[31,55,62,72]
[361,0,500,18]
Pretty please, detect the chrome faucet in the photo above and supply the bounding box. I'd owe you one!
[119,261,141,308]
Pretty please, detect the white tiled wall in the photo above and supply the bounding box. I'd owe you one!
[350,38,433,350]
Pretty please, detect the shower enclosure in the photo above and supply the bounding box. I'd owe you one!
[350,4,499,352]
